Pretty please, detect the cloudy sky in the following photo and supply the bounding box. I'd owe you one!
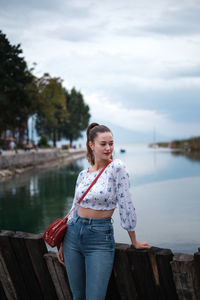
[1,0,200,142]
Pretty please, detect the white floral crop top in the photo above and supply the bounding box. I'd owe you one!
[69,159,137,231]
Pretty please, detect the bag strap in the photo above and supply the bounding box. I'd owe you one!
[64,160,112,219]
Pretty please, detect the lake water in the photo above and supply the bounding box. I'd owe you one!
[0,143,200,254]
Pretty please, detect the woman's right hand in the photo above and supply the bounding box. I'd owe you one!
[57,243,65,265]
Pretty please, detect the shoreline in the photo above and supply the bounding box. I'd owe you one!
[149,136,200,152]
[0,148,86,180]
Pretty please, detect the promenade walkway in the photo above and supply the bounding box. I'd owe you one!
[0,148,86,179]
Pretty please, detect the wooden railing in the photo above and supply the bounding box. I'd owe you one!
[0,231,200,300]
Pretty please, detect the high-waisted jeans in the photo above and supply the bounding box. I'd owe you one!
[63,216,115,300]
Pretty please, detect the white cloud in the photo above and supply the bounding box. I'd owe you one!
[1,0,200,140]
[85,94,161,131]
[85,93,200,138]
[128,76,200,90]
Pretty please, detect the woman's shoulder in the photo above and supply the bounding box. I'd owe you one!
[110,159,126,171]
[76,169,87,181]
[78,169,87,177]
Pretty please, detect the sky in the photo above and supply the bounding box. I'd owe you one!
[1,0,200,143]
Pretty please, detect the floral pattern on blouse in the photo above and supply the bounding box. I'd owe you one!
[68,159,137,231]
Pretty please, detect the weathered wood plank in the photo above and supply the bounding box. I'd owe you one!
[53,254,72,300]
[113,243,138,300]
[194,252,200,299]
[106,269,121,300]
[23,232,58,300]
[154,247,178,300]
[11,232,44,299]
[0,231,29,299]
[44,252,72,300]
[127,246,159,299]
[171,253,198,300]
[0,278,7,300]
[0,251,17,300]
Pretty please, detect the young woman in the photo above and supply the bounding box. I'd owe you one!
[58,123,151,300]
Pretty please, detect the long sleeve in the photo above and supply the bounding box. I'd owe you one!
[114,160,137,231]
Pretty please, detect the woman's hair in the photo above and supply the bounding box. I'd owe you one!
[86,122,113,165]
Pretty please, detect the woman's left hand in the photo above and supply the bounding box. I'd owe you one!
[133,240,151,249]
[57,243,65,265]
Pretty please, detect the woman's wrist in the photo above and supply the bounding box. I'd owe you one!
[128,230,151,249]
[128,231,137,246]
[59,242,63,250]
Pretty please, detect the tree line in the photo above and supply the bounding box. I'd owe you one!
[0,30,90,147]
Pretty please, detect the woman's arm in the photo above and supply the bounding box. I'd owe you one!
[128,231,151,249]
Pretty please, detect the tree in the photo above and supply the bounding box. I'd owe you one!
[0,31,91,148]
[35,74,68,147]
[0,30,34,138]
[62,88,90,146]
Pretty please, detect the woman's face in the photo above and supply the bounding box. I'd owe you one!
[89,131,114,162]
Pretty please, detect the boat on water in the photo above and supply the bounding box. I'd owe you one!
[120,149,126,153]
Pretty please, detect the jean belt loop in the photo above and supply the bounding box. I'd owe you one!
[111,217,114,224]
[75,216,80,223]
[89,218,92,225]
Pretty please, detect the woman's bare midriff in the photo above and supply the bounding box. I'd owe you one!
[78,206,114,219]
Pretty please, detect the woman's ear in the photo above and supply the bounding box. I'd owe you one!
[89,141,94,151]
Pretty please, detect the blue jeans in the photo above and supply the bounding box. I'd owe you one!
[63,216,115,300]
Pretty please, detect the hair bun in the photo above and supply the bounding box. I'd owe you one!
[86,122,99,136]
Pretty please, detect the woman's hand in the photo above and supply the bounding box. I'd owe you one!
[128,231,151,249]
[57,243,65,265]
[133,240,151,249]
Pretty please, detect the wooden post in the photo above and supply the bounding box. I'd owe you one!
[0,279,7,300]
[154,247,178,300]
[44,252,72,300]
[106,269,121,300]
[171,253,198,300]
[22,232,58,300]
[0,230,29,299]
[127,246,159,299]
[10,232,44,299]
[112,243,138,300]
[0,251,17,300]
[194,252,200,299]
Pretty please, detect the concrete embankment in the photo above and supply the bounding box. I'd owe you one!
[0,148,86,179]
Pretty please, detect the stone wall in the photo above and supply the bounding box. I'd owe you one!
[0,149,86,178]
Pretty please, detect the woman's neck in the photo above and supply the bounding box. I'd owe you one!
[91,159,111,171]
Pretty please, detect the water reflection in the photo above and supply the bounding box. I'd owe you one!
[0,144,200,253]
[113,176,200,253]
[171,150,200,162]
[30,177,39,197]
[0,160,84,234]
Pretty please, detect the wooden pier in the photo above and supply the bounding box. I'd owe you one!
[0,230,200,300]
